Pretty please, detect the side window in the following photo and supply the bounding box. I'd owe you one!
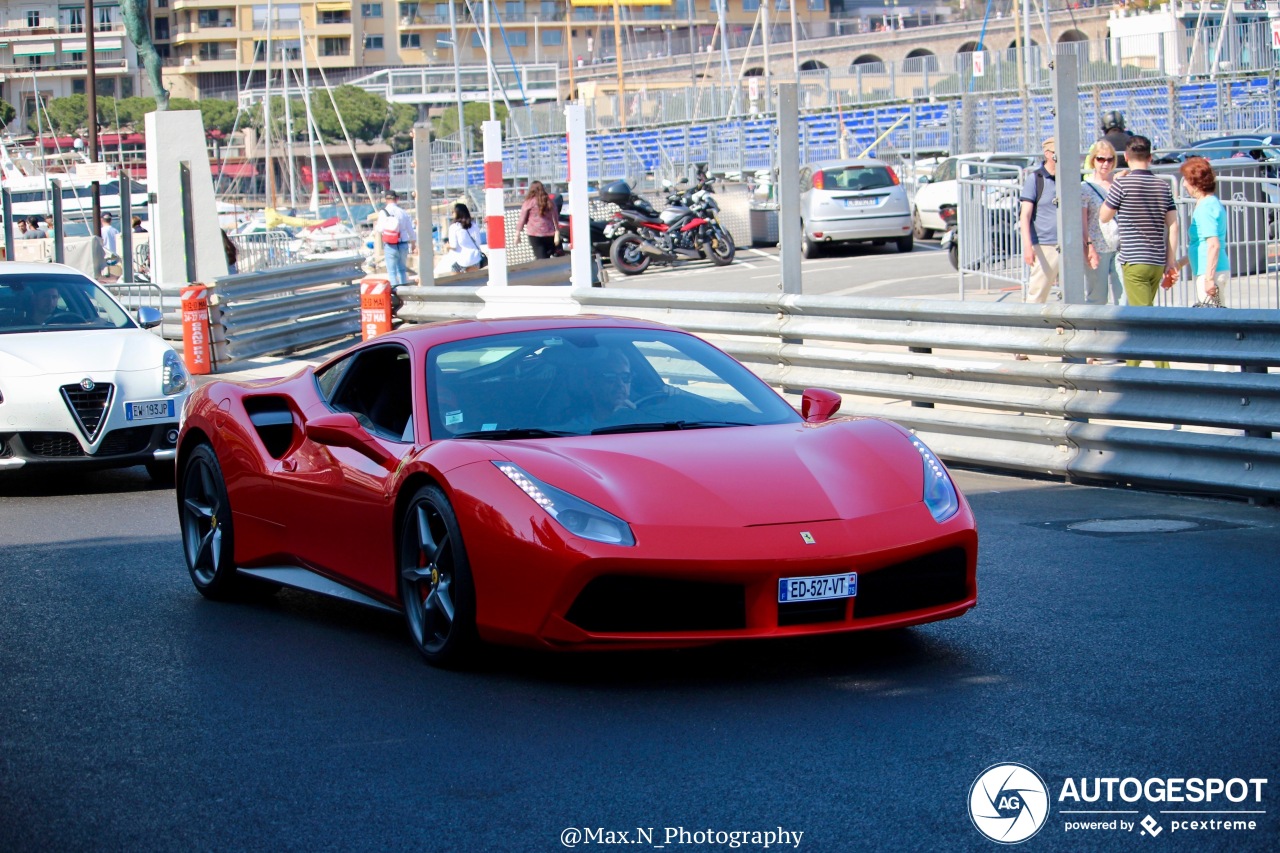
[321,345,414,441]
[798,166,812,191]
[939,159,958,182]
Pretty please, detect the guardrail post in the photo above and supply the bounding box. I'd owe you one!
[180,163,197,284]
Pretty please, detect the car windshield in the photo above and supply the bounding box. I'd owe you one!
[0,273,134,334]
[1188,139,1280,162]
[819,165,896,191]
[427,328,802,439]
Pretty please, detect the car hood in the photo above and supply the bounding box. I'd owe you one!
[491,419,924,527]
[0,328,167,378]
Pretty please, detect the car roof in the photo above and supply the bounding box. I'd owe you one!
[803,157,893,170]
[343,315,686,356]
[0,262,97,280]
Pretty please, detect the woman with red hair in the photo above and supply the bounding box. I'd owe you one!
[1177,157,1229,306]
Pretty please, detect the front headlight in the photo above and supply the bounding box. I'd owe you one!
[910,436,960,523]
[495,462,636,546]
[162,349,189,396]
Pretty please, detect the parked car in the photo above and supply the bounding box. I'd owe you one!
[912,153,1037,239]
[1155,134,1280,165]
[0,263,189,483]
[176,316,978,667]
[799,158,914,258]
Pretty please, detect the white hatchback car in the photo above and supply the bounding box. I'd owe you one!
[799,158,913,258]
[0,263,189,483]
[911,153,1037,238]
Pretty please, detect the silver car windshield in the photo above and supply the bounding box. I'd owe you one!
[0,274,134,334]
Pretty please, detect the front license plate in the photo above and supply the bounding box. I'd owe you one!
[778,572,857,603]
[125,399,175,421]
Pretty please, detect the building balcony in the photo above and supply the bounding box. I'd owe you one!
[0,57,130,76]
[0,22,126,39]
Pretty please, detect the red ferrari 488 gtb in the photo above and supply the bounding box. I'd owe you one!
[176,316,977,666]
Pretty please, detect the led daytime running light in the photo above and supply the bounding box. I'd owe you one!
[911,436,960,523]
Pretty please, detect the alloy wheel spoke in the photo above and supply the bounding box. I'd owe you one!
[195,527,216,570]
[416,505,441,563]
[184,497,214,520]
[401,564,433,582]
[434,578,456,623]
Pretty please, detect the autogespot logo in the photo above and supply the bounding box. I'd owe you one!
[969,763,1051,844]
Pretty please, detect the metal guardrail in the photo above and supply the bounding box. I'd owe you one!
[230,231,297,273]
[210,257,364,364]
[393,284,1280,498]
[105,281,184,343]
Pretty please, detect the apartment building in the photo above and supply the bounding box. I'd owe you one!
[0,2,143,128]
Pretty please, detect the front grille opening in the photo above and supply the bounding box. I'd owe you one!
[853,547,969,620]
[96,426,154,457]
[779,598,849,626]
[566,576,746,633]
[0,434,11,458]
[25,432,85,458]
[60,383,113,442]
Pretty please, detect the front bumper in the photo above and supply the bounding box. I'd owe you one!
[0,423,180,471]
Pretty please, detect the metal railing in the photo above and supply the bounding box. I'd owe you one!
[230,231,297,273]
[392,284,1280,498]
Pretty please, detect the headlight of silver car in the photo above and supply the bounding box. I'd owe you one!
[162,349,189,396]
[495,462,636,546]
[911,436,960,523]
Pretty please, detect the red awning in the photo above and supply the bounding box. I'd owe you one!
[213,163,258,179]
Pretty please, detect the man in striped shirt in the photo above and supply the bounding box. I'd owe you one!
[1099,136,1178,307]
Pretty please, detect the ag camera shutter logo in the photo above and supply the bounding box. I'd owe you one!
[969,763,1050,844]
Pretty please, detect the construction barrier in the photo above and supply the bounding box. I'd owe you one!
[360,276,394,340]
[180,284,212,376]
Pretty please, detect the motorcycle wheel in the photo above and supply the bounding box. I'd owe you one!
[609,233,651,276]
[706,226,735,266]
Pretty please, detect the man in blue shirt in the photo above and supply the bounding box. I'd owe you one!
[1019,137,1058,305]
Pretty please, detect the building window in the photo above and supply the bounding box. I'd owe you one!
[470,32,483,47]
[806,0,824,8]
[400,2,420,24]
[155,17,169,39]
[540,0,557,19]
[320,10,351,23]
[27,55,42,67]
[361,3,383,17]
[96,6,113,31]
[198,10,220,26]
[506,1,525,20]
[72,79,86,95]
[507,30,526,46]
[321,36,349,56]
[120,77,134,98]
[97,78,116,97]
[25,10,41,28]
[400,32,421,48]
[364,34,384,49]
[65,8,83,33]
[542,29,561,46]
[157,0,167,7]
[434,2,449,22]
[743,0,759,10]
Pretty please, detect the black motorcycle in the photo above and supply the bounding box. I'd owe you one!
[600,179,736,276]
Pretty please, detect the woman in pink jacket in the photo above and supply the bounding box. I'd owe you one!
[516,181,559,259]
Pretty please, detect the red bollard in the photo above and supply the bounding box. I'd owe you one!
[180,284,212,376]
[360,276,393,340]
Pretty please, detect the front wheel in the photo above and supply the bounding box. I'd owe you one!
[706,226,735,266]
[399,485,478,667]
[896,234,914,253]
[609,233,652,276]
[180,444,238,599]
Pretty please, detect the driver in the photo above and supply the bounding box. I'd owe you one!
[585,347,636,421]
[28,283,61,324]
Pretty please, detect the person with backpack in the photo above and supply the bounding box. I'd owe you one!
[1019,136,1060,309]
[377,189,418,286]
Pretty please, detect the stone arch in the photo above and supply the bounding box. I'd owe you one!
[1058,29,1088,43]
[799,59,829,72]
[850,54,886,73]
[903,47,939,74]
[744,67,764,77]
[1008,38,1039,50]
[957,41,981,54]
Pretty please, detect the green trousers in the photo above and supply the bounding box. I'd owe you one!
[1122,263,1171,369]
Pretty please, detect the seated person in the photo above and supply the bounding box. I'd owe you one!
[585,347,636,421]
[28,283,62,324]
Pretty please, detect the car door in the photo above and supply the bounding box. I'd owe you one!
[274,343,416,599]
[916,158,956,228]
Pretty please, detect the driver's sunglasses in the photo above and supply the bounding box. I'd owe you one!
[600,371,632,383]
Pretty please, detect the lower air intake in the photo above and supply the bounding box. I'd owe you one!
[567,575,746,633]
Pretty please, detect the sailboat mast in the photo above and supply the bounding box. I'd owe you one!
[264,0,276,208]
[299,21,320,215]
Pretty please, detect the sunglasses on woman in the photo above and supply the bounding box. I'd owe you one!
[1095,157,1115,163]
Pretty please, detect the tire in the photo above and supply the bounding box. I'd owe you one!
[948,241,960,270]
[801,228,821,259]
[912,207,934,240]
[609,234,652,276]
[706,226,735,266]
[146,460,175,486]
[399,485,478,668]
[180,444,239,600]
[896,234,914,253]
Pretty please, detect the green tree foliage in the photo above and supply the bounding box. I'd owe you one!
[431,102,511,149]
[0,99,15,128]
[309,85,402,144]
[33,94,87,134]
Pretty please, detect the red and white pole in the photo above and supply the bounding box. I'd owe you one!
[565,104,591,289]
[481,119,506,287]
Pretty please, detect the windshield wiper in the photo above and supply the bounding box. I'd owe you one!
[591,420,754,435]
[452,427,575,440]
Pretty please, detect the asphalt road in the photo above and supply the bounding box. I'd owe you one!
[1,466,1276,852]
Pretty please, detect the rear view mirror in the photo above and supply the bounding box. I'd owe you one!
[917,176,931,186]
[137,306,162,329]
[801,388,842,423]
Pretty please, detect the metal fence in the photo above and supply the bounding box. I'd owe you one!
[230,231,299,273]
[392,284,1280,498]
[956,160,1280,308]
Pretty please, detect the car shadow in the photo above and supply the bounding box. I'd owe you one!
[0,466,170,497]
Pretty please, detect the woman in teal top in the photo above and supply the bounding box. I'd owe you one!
[1178,157,1229,306]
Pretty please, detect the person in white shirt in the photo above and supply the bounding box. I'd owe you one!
[100,212,120,255]
[445,203,485,273]
[376,189,418,286]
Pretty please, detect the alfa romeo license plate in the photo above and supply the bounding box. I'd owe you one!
[125,399,175,421]
[778,572,857,603]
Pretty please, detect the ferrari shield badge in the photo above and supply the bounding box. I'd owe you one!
[800,532,816,544]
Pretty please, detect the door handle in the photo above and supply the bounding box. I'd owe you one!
[281,459,297,472]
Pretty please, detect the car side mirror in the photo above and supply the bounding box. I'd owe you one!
[917,176,931,185]
[137,306,162,329]
[305,412,397,469]
[801,388,842,423]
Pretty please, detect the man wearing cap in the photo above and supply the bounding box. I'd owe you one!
[100,212,120,256]
[376,189,418,286]
[1018,137,1060,313]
